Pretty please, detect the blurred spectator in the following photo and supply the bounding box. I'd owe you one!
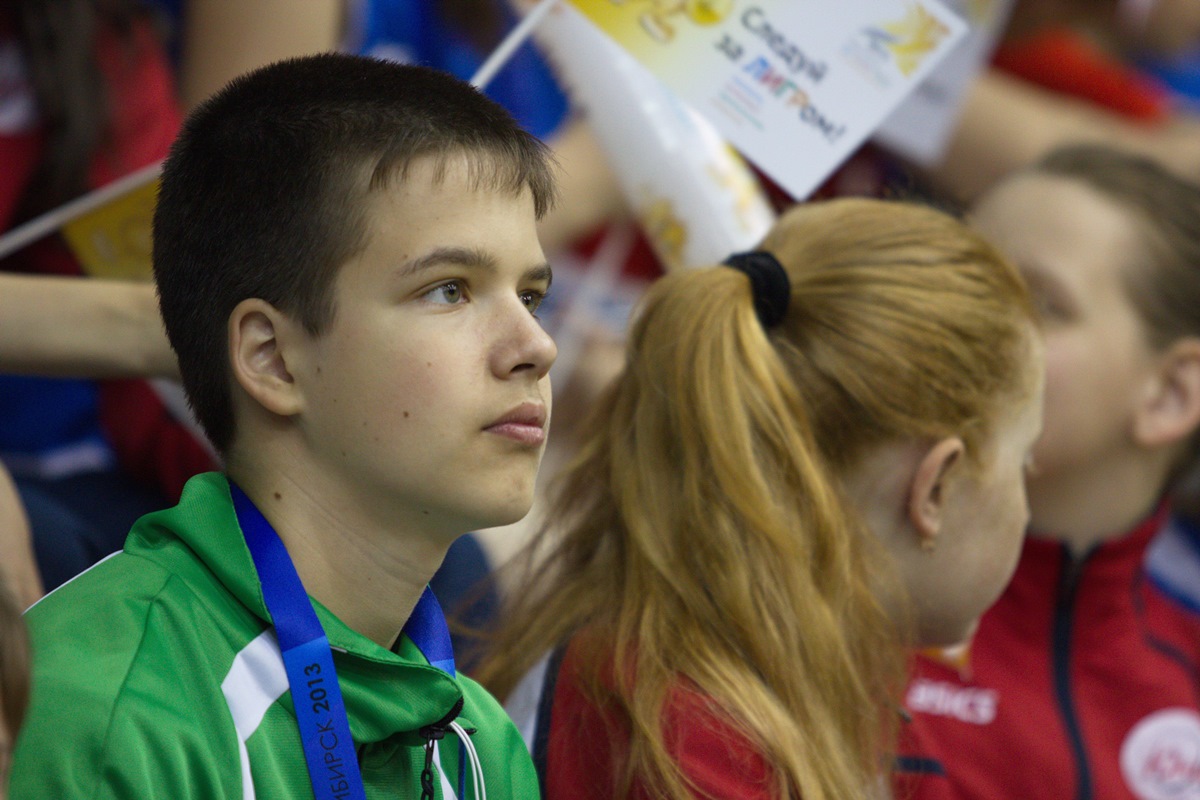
[0,0,216,592]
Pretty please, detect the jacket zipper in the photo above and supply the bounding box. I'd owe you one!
[1053,545,1095,800]
[418,697,465,800]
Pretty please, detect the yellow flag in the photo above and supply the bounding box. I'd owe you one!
[60,178,158,282]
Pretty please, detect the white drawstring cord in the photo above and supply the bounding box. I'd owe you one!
[450,720,487,800]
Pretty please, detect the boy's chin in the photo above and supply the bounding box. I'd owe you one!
[481,501,536,530]
[457,495,537,534]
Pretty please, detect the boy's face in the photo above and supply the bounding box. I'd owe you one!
[290,154,556,537]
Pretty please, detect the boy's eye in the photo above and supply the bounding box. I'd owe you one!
[520,289,547,315]
[424,281,465,305]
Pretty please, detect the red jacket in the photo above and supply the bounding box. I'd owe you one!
[895,509,1200,800]
[530,641,775,800]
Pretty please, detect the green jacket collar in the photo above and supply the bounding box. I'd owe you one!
[128,471,468,743]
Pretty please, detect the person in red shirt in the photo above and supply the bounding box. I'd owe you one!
[0,0,217,593]
[895,144,1200,800]
[477,197,1045,799]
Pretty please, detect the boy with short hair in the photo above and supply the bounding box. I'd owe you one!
[10,53,556,799]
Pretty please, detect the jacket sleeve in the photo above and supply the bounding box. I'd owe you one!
[11,683,237,800]
[9,578,241,798]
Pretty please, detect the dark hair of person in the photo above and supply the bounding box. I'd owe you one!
[9,0,150,218]
[153,53,556,454]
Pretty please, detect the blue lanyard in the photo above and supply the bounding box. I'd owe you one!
[230,483,458,800]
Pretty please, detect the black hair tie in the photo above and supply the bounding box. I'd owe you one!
[723,250,791,328]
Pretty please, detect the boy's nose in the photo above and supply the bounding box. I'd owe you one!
[491,301,557,380]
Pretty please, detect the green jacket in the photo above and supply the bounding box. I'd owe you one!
[10,472,537,799]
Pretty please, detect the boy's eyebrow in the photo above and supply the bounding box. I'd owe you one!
[397,246,553,286]
[397,246,496,277]
[526,263,553,289]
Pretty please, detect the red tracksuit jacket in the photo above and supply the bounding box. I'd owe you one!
[895,508,1200,800]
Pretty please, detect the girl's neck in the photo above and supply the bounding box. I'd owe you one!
[1027,454,1169,554]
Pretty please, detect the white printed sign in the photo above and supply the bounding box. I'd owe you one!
[565,0,968,198]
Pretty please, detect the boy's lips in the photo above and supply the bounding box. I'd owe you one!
[484,402,548,445]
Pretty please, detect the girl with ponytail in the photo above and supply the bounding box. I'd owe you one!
[477,197,1044,799]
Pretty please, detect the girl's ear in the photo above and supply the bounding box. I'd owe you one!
[1134,337,1200,449]
[228,298,305,417]
[907,437,966,550]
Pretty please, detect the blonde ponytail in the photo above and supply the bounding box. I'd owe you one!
[478,197,1036,800]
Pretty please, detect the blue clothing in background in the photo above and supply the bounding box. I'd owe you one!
[0,376,110,466]
[147,0,571,139]
[1139,45,1200,111]
[343,0,570,138]
[0,376,165,590]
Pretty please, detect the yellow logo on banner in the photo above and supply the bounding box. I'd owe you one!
[874,4,950,76]
[604,0,732,43]
[684,0,733,26]
[638,194,688,271]
[60,178,158,282]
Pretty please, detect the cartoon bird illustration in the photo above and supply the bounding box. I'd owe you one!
[868,4,949,76]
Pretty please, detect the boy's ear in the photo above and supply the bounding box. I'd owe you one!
[1134,337,1200,449]
[907,437,966,549]
[228,298,305,417]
